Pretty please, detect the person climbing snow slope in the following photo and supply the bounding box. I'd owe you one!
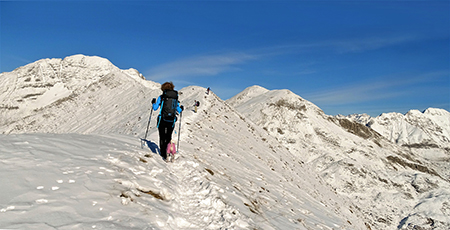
[151,82,183,161]
[194,100,200,113]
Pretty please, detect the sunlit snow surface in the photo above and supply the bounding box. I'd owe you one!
[0,131,360,229]
[1,55,449,229]
[0,86,363,229]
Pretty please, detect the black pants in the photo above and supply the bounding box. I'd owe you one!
[158,120,175,159]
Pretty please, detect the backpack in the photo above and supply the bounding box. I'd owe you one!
[160,90,179,123]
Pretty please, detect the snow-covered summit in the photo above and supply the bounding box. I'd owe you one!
[354,108,450,149]
[228,85,349,152]
[0,54,160,134]
[227,85,269,106]
[339,107,450,152]
[0,54,157,110]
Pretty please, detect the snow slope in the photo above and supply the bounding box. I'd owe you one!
[228,85,450,230]
[366,108,450,149]
[1,55,367,229]
[344,108,450,195]
[0,131,365,229]
[0,55,159,134]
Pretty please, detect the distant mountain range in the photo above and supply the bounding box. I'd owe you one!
[1,54,449,229]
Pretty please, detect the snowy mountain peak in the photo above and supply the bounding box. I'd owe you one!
[62,54,116,70]
[405,109,426,118]
[228,85,324,117]
[226,85,269,106]
[423,107,450,117]
[359,108,450,149]
[0,54,159,134]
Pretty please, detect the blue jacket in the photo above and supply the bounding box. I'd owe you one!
[152,96,182,113]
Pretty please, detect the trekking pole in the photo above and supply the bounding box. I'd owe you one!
[177,111,182,153]
[143,107,154,141]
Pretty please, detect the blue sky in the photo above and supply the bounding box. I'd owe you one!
[1,1,449,116]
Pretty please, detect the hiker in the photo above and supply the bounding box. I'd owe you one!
[194,100,200,113]
[151,82,184,160]
[206,87,210,95]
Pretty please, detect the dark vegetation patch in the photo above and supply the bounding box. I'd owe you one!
[336,118,381,140]
[137,188,164,200]
[205,168,214,175]
[314,128,340,146]
[139,157,147,163]
[52,93,77,107]
[402,143,439,149]
[0,105,19,110]
[269,99,306,111]
[386,156,440,178]
[120,192,134,202]
[23,93,44,99]
[277,128,284,135]
[244,199,261,214]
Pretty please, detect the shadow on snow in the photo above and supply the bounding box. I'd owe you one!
[140,138,160,155]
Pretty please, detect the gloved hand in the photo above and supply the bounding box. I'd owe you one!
[151,98,156,104]
[180,105,184,111]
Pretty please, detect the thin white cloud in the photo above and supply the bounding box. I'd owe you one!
[331,35,418,53]
[305,71,449,106]
[305,81,403,105]
[145,34,419,82]
[146,52,257,81]
[262,34,419,55]
[262,69,317,77]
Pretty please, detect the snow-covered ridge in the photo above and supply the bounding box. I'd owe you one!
[227,85,375,154]
[0,54,160,134]
[0,54,157,112]
[341,108,450,150]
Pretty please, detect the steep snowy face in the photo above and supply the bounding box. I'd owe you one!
[367,108,450,149]
[0,54,160,134]
[227,86,380,156]
[229,86,450,230]
[1,55,115,106]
